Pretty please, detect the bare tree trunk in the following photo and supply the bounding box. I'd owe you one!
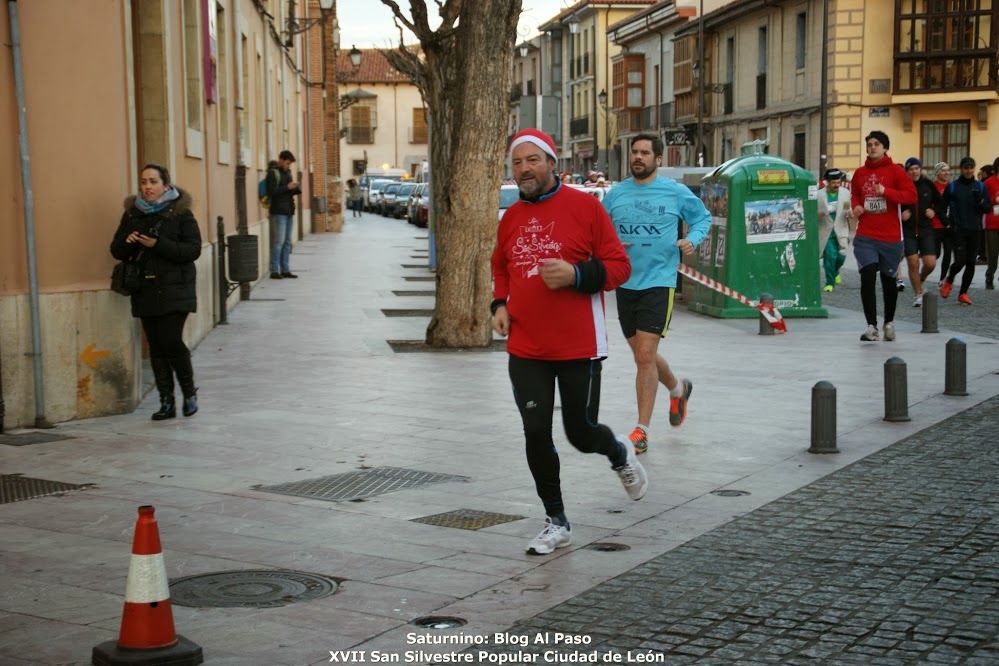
[381,0,521,347]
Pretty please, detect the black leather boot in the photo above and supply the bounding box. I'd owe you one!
[151,397,176,420]
[150,357,176,421]
[172,354,199,417]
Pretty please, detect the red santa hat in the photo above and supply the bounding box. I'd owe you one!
[509,128,558,161]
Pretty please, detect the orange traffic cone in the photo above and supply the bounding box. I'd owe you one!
[92,505,203,666]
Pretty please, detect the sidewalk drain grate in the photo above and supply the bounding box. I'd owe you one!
[412,508,526,530]
[401,264,430,268]
[585,542,631,552]
[388,339,506,353]
[392,290,435,297]
[412,616,467,629]
[0,474,90,504]
[382,309,434,317]
[169,570,338,608]
[253,467,469,502]
[0,432,74,447]
[403,276,436,282]
[711,489,751,497]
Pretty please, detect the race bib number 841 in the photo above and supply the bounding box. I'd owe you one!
[865,196,887,214]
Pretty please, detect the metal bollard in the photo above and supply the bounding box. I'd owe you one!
[883,357,911,422]
[944,337,968,396]
[921,292,939,333]
[758,293,775,336]
[809,381,838,454]
[217,216,228,325]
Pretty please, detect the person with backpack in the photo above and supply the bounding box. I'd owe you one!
[266,150,302,279]
[939,157,991,304]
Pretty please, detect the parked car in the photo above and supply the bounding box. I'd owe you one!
[377,183,403,216]
[498,184,520,221]
[408,183,429,227]
[406,182,427,225]
[364,178,397,212]
[393,182,417,218]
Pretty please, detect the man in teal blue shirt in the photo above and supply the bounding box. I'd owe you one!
[602,133,711,454]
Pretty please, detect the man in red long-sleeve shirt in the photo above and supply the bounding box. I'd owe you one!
[491,128,646,555]
[850,131,918,342]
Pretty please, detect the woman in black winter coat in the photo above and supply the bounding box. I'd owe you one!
[110,164,202,420]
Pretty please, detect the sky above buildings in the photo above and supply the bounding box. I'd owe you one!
[337,0,574,49]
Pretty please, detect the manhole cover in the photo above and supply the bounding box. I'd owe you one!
[170,570,337,608]
[412,509,526,530]
[382,309,434,317]
[0,432,74,447]
[0,474,90,504]
[584,542,631,552]
[388,339,506,353]
[711,489,751,497]
[392,290,435,297]
[411,616,467,629]
[254,467,469,502]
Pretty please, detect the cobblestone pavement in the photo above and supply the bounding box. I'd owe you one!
[474,395,999,665]
[819,261,999,341]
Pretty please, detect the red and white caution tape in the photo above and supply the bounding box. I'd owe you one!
[677,263,787,333]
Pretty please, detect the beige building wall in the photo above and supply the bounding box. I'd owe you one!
[829,0,999,175]
[338,83,427,180]
[0,0,320,428]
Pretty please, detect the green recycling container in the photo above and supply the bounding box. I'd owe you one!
[686,153,827,319]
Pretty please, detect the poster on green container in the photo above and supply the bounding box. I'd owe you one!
[745,198,806,244]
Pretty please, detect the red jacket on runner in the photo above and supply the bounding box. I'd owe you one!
[851,155,917,243]
[492,183,630,361]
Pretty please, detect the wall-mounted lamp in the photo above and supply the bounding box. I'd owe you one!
[565,15,580,35]
[348,45,362,69]
[597,89,608,110]
[518,44,529,58]
[285,0,335,47]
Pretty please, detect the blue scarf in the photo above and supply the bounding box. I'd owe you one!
[134,187,180,214]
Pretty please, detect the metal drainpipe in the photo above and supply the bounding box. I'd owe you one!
[819,0,829,175]
[8,0,51,429]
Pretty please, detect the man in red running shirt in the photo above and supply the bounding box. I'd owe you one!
[491,128,646,555]
[850,131,917,342]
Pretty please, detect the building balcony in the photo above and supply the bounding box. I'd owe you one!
[345,127,374,144]
[570,114,590,138]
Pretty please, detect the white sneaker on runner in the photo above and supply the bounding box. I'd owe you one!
[913,294,923,307]
[613,436,648,501]
[860,324,880,341]
[526,518,572,555]
[883,321,896,341]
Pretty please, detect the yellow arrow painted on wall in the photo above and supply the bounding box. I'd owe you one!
[80,343,111,369]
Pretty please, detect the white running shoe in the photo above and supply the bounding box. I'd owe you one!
[613,436,648,501]
[526,518,572,555]
[913,294,923,307]
[860,324,880,341]
[883,321,896,341]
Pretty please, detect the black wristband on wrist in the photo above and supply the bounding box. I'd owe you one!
[490,298,507,315]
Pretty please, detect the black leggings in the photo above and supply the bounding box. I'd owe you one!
[946,230,981,295]
[508,355,625,517]
[141,312,190,359]
[859,264,898,326]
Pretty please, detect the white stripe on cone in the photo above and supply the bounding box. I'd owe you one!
[124,553,171,603]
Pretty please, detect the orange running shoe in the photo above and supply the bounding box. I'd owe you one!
[958,293,972,305]
[628,427,648,455]
[939,280,953,298]
[669,379,693,427]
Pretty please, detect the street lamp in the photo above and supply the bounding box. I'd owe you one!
[518,44,529,58]
[284,0,334,47]
[348,45,362,69]
[597,89,607,109]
